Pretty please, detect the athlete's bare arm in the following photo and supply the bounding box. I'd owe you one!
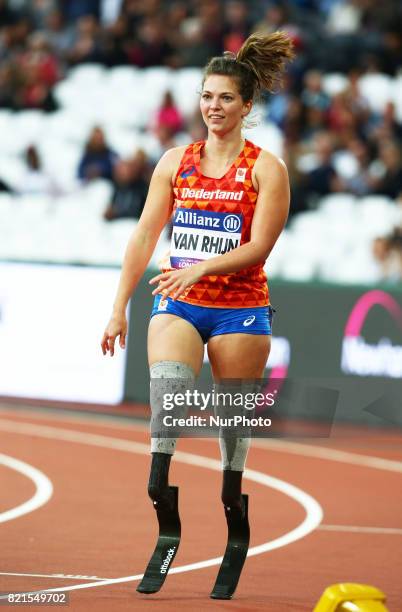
[150,150,290,299]
[101,146,185,356]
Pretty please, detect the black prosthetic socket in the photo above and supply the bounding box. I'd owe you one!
[211,491,250,599]
[147,452,173,508]
[221,469,243,511]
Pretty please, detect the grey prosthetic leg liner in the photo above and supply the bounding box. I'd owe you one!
[150,361,195,454]
[219,437,251,472]
[214,382,260,471]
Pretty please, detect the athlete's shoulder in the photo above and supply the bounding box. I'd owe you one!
[253,146,288,182]
[152,145,188,180]
[159,145,189,166]
[160,142,201,167]
[252,144,287,171]
[158,142,202,183]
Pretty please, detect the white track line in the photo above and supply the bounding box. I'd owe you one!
[318,524,402,535]
[252,439,402,473]
[3,408,402,473]
[0,573,108,581]
[0,454,53,524]
[0,418,322,597]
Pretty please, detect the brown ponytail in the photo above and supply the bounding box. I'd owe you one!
[203,31,295,102]
[236,31,295,95]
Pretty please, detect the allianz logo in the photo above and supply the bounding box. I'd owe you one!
[160,547,176,574]
[175,209,242,233]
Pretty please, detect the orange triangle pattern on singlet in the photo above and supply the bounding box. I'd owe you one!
[160,139,270,308]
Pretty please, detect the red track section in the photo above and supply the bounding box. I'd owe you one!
[1,406,401,611]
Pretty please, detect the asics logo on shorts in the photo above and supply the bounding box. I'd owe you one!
[243,316,256,327]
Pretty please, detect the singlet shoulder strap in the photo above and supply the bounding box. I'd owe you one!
[183,141,203,164]
[190,140,204,164]
[174,141,204,185]
[241,139,262,166]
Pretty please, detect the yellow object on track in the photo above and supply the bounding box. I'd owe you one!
[313,583,389,612]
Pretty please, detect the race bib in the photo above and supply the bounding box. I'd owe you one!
[170,208,243,269]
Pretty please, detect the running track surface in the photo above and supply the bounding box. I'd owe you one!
[1,405,402,611]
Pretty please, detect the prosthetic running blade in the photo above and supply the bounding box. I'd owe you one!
[210,494,250,600]
[136,486,181,594]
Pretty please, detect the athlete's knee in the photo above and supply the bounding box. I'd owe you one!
[221,436,251,468]
[150,361,196,380]
[150,360,196,455]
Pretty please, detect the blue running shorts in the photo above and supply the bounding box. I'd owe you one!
[150,295,274,343]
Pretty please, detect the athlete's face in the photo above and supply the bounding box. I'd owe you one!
[200,75,252,135]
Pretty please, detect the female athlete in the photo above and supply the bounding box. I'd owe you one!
[101,31,294,598]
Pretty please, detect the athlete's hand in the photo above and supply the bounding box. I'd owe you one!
[101,312,127,356]
[149,264,205,300]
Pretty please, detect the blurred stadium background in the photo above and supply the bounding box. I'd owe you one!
[0,0,401,417]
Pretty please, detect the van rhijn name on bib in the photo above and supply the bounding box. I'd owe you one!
[170,208,243,267]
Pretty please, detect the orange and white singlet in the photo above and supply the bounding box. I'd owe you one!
[160,139,269,308]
